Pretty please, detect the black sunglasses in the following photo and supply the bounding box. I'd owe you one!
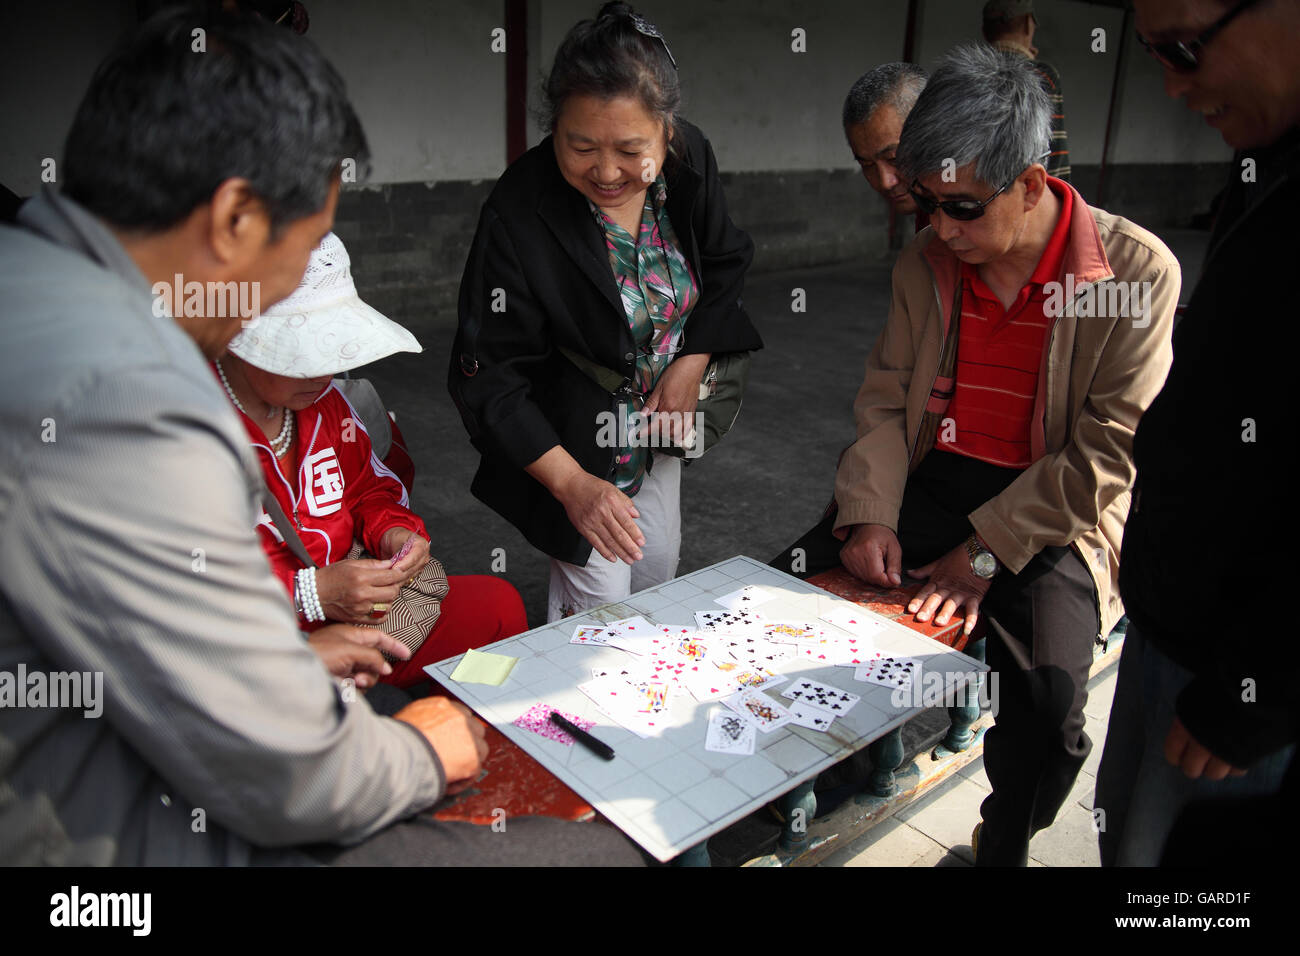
[909,175,1014,222]
[1136,0,1263,73]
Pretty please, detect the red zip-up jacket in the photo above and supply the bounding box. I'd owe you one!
[226,378,428,628]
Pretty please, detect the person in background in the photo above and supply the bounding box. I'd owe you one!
[983,0,1071,182]
[842,62,930,232]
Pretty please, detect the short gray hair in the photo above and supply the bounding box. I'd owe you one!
[842,62,928,131]
[896,44,1049,190]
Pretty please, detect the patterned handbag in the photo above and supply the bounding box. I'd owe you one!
[343,541,450,658]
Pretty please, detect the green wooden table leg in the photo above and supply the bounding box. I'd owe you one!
[936,635,987,757]
[778,780,818,853]
[673,840,711,866]
[866,726,904,797]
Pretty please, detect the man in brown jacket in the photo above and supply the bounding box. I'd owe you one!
[778,44,1178,865]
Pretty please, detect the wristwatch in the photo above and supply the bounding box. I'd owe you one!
[965,534,999,580]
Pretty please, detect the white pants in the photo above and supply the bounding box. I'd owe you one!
[547,454,682,622]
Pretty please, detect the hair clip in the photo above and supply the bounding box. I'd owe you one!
[629,13,678,70]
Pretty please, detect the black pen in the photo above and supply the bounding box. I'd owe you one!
[549,711,615,761]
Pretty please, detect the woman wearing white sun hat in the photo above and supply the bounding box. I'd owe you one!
[217,232,527,688]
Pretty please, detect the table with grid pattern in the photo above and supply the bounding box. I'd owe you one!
[427,555,987,862]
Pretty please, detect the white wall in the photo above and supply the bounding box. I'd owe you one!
[530,0,912,171]
[0,0,1232,197]
[305,0,504,183]
[915,0,1230,166]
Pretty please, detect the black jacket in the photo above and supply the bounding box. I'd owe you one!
[1119,128,1298,767]
[449,119,763,564]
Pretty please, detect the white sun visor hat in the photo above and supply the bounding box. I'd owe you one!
[227,232,422,377]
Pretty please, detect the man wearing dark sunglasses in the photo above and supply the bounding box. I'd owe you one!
[1095,0,1300,866]
[831,43,1179,866]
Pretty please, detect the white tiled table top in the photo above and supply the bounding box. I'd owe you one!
[426,555,987,862]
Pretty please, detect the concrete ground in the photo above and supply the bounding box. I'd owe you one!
[818,658,1120,867]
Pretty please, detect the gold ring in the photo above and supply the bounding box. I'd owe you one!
[370,603,390,614]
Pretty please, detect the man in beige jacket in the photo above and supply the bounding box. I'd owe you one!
[779,45,1177,865]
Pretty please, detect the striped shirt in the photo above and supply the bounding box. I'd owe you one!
[935,177,1073,467]
[994,41,1071,182]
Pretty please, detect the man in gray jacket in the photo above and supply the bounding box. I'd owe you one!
[0,8,639,866]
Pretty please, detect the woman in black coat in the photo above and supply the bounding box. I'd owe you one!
[450,2,762,620]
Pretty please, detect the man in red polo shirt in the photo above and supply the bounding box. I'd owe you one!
[832,44,1179,865]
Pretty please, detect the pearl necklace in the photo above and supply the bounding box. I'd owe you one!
[216,359,294,458]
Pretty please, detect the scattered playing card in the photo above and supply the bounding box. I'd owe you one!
[683,665,742,702]
[599,616,657,655]
[820,606,889,639]
[579,675,668,738]
[590,662,650,683]
[704,709,757,755]
[855,656,920,690]
[722,689,795,733]
[762,621,827,645]
[781,678,860,716]
[787,701,834,732]
[714,584,777,612]
[569,623,610,646]
[695,608,770,637]
[514,703,595,745]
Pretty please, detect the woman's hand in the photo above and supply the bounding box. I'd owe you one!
[314,558,408,624]
[642,352,710,447]
[380,527,430,578]
[556,471,645,565]
[526,446,645,565]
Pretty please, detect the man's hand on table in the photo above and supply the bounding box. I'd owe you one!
[395,697,489,795]
[840,523,903,588]
[907,543,990,638]
[307,624,410,688]
[1164,717,1248,781]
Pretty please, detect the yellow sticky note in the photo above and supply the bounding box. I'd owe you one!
[449,648,518,686]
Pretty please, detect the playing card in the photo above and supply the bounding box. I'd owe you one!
[683,665,743,702]
[578,675,669,738]
[787,701,834,732]
[590,661,651,684]
[820,606,889,639]
[722,689,795,733]
[762,621,829,645]
[388,535,416,568]
[854,656,920,690]
[598,616,657,655]
[704,709,757,755]
[714,584,777,612]
[694,608,770,637]
[781,677,860,716]
[719,635,795,670]
[569,623,610,646]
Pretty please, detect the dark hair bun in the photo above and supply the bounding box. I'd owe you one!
[597,2,636,19]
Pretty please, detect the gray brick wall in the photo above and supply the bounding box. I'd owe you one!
[335,162,1227,337]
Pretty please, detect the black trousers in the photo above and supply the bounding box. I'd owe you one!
[771,451,1098,865]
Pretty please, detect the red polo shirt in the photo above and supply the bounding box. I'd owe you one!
[935,177,1072,468]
